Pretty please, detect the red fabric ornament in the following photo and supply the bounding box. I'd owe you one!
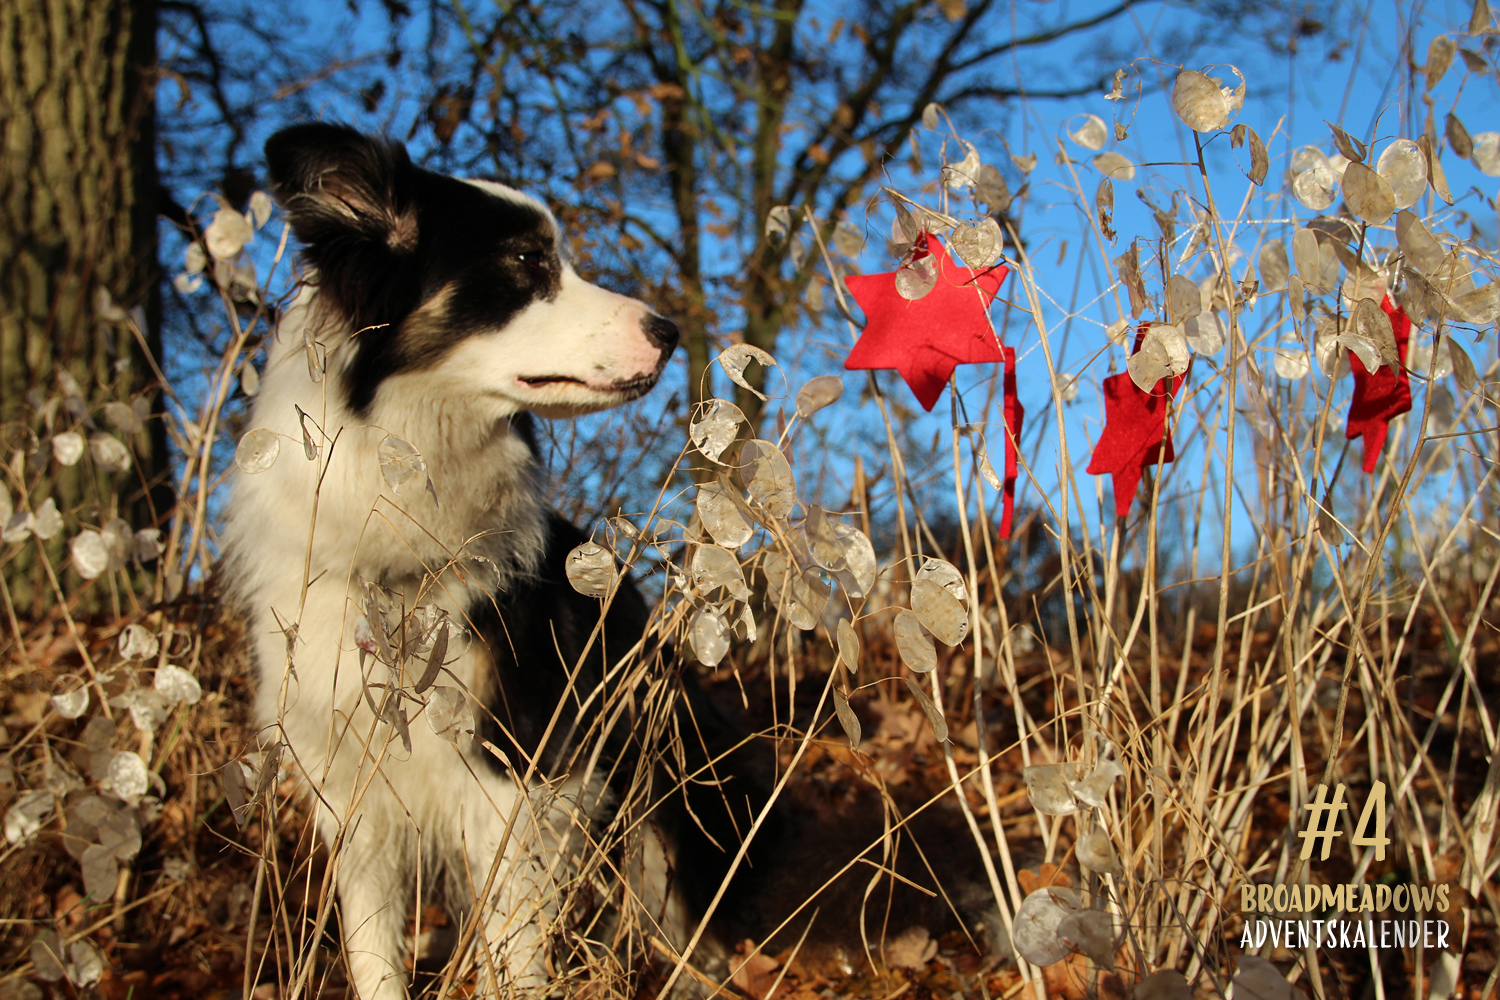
[843,235,1009,411]
[1000,345,1024,539]
[1345,297,1412,474]
[1086,329,1187,518]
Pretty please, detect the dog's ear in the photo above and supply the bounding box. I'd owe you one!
[265,124,425,343]
[265,124,419,253]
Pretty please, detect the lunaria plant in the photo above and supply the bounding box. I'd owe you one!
[542,43,1500,1000]
[3,15,1497,997]
[0,189,284,985]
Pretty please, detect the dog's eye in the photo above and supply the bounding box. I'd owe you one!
[516,252,545,267]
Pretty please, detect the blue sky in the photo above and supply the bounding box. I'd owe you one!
[162,0,1499,577]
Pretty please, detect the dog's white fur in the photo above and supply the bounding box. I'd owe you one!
[223,180,673,1000]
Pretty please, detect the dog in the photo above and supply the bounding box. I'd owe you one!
[224,123,1001,1000]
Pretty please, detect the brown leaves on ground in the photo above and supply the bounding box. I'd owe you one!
[1017,862,1073,894]
[730,940,783,999]
[4,595,1497,1000]
[728,933,983,1000]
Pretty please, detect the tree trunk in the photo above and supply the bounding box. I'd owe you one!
[734,0,802,432]
[656,9,710,416]
[0,0,166,614]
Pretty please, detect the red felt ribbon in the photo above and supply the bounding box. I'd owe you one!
[1000,345,1024,539]
[1345,297,1412,474]
[841,235,1022,535]
[1086,328,1187,519]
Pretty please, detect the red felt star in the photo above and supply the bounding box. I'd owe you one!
[1086,329,1187,518]
[843,235,1009,411]
[1345,297,1412,474]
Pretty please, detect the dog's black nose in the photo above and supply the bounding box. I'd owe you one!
[644,315,680,353]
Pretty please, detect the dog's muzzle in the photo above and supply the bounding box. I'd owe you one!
[608,315,678,399]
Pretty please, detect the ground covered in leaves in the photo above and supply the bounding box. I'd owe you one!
[0,591,1495,1000]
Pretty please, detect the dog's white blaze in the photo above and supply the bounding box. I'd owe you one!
[461,176,552,218]
[439,266,664,418]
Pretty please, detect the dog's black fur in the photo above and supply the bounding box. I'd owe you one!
[228,123,998,998]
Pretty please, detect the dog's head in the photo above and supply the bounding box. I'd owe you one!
[265,123,678,419]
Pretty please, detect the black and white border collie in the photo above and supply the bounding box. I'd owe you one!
[223,123,758,1000]
[226,124,998,1000]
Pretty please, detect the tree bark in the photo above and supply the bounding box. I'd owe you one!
[658,0,710,415]
[0,0,166,613]
[733,0,802,431]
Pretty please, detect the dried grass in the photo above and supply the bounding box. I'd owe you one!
[3,48,1499,1000]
